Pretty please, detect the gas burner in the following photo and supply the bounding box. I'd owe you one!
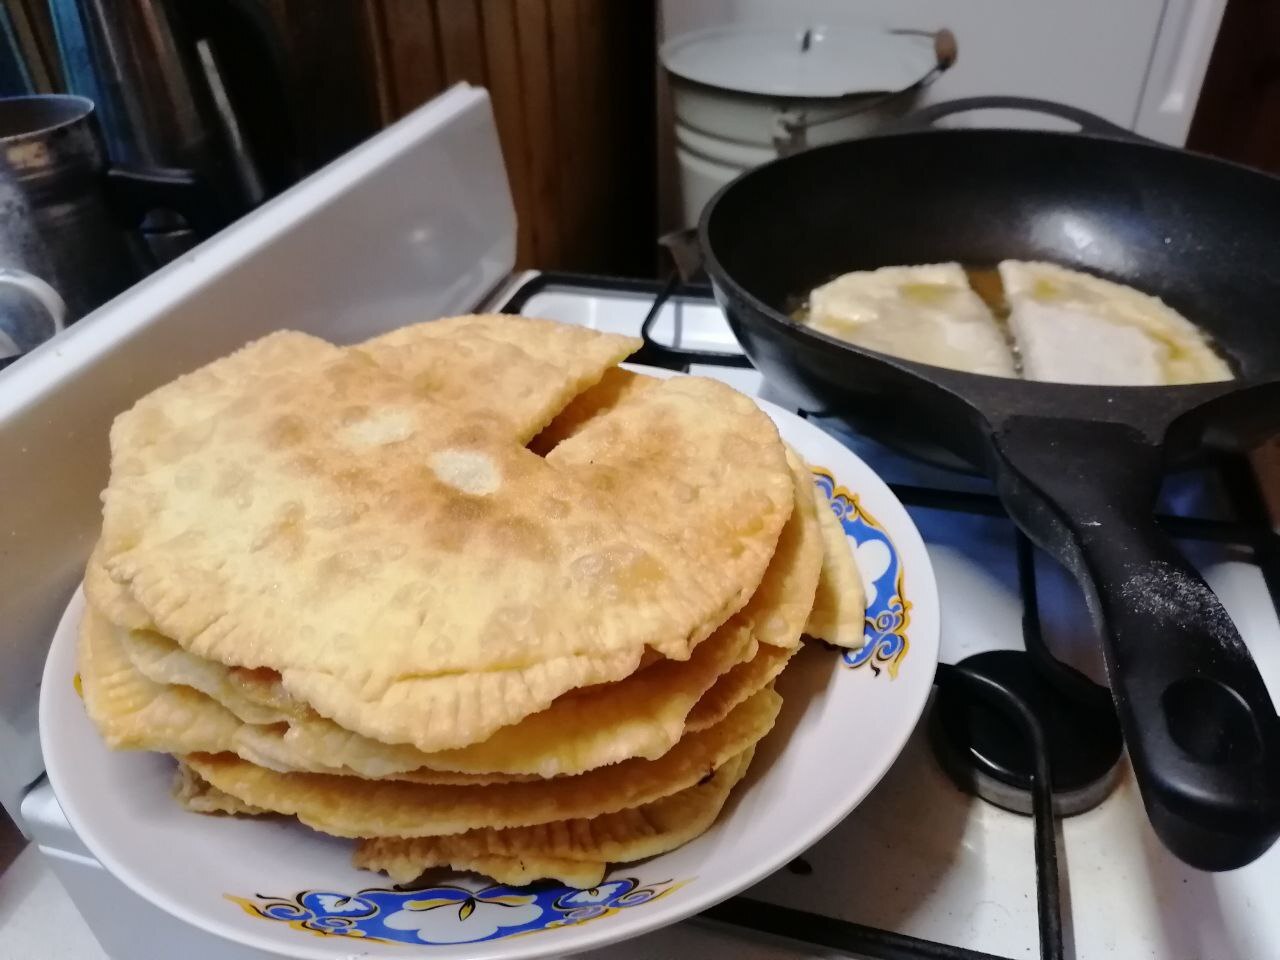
[929,650,1124,816]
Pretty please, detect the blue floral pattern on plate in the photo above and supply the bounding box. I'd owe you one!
[228,877,685,947]
[811,467,910,677]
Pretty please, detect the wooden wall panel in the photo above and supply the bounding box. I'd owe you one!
[572,1,615,267]
[363,0,657,273]
[1188,0,1280,175]
[512,0,561,267]
[437,1,487,85]
[263,0,383,174]
[8,0,63,92]
[547,0,587,268]
[28,0,653,270]
[380,0,445,117]
[477,0,534,267]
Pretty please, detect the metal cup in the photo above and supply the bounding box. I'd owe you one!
[0,95,146,364]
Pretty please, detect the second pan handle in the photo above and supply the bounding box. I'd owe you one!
[887,95,1143,141]
[989,415,1280,870]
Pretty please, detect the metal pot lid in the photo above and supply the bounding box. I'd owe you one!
[660,24,938,99]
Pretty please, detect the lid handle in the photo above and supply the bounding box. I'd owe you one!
[933,28,958,70]
[774,27,958,154]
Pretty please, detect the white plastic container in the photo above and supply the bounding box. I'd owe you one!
[661,24,952,226]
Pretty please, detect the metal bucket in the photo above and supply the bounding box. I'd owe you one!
[0,94,227,368]
[0,95,143,363]
[662,25,955,227]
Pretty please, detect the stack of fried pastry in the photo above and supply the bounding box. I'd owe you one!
[78,315,866,888]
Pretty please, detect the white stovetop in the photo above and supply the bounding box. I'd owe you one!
[7,279,1280,960]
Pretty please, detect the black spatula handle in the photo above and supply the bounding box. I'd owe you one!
[991,415,1280,870]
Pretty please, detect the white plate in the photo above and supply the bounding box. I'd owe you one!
[40,385,939,959]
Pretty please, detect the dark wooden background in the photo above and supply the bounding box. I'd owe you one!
[5,0,659,275]
[5,0,1277,275]
[256,0,659,274]
[1187,0,1280,175]
[353,0,658,274]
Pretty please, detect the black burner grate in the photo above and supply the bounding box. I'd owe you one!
[501,272,1280,960]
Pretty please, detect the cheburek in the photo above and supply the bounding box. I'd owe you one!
[89,590,780,798]
[182,688,780,839]
[547,375,794,620]
[686,643,795,733]
[82,608,543,785]
[999,261,1231,386]
[528,366,657,454]
[84,545,152,631]
[174,763,267,816]
[805,263,1015,377]
[80,606,242,755]
[538,381,820,650]
[119,627,289,726]
[388,622,756,778]
[79,316,814,888]
[238,628,754,778]
[355,749,754,887]
[358,315,640,442]
[105,332,341,489]
[805,478,867,649]
[99,344,766,752]
[222,666,311,721]
[104,607,755,778]
[732,449,824,650]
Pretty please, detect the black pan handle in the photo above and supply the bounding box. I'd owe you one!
[990,415,1280,870]
[892,96,1144,141]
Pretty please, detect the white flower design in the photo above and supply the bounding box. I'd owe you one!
[384,894,542,945]
[313,894,370,914]
[852,536,892,608]
[561,882,625,906]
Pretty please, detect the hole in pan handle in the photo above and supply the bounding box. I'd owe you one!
[989,415,1280,871]
[886,95,1146,142]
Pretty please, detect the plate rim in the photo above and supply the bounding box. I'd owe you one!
[40,377,940,959]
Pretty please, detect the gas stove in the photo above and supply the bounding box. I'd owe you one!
[9,267,1280,960]
[499,271,1280,960]
[5,87,1279,960]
